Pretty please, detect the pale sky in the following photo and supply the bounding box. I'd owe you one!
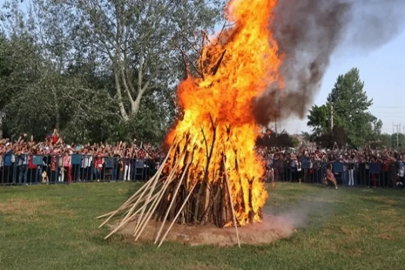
[281,29,405,135]
[210,6,405,136]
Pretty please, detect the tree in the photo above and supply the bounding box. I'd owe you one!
[306,104,330,138]
[0,0,224,143]
[307,68,381,147]
[30,0,223,122]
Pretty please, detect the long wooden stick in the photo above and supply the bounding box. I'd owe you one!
[99,182,163,220]
[131,142,178,233]
[132,163,178,237]
[118,177,161,228]
[157,181,198,247]
[223,158,241,248]
[97,142,174,224]
[104,192,160,239]
[132,166,165,233]
[133,161,181,240]
[154,162,191,244]
[97,180,151,223]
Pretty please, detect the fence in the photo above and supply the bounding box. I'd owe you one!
[0,154,161,186]
[267,160,401,188]
[0,154,402,188]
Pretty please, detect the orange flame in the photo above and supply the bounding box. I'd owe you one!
[166,0,282,226]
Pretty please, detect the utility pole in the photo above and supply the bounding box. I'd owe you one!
[394,123,400,148]
[330,104,334,131]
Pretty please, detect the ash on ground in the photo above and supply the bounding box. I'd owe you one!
[111,214,296,246]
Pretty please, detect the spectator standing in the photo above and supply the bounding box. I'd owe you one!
[52,129,59,145]
[18,148,29,186]
[348,155,355,186]
[94,153,103,181]
[397,156,405,189]
[63,151,72,183]
[3,145,13,184]
[123,149,131,181]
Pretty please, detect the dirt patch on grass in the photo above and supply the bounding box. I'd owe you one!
[110,215,296,246]
[0,198,77,224]
[340,226,368,237]
[381,209,400,218]
[117,188,128,195]
[376,234,397,240]
[182,263,239,270]
[363,196,398,206]
[0,199,51,215]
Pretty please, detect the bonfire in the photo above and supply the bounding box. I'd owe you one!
[98,0,283,247]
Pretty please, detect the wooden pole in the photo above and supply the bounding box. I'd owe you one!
[132,153,183,238]
[131,142,178,233]
[99,182,163,220]
[104,192,160,239]
[132,166,165,234]
[97,179,150,224]
[157,181,198,248]
[133,161,181,240]
[118,175,159,228]
[154,162,191,244]
[98,141,177,226]
[223,158,241,248]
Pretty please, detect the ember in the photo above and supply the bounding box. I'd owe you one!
[98,0,283,247]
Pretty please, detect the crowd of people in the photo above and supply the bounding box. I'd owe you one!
[2,130,405,190]
[0,130,164,185]
[258,143,405,189]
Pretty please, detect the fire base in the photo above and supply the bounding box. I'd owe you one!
[109,214,295,246]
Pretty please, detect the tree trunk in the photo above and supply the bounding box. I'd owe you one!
[0,113,3,139]
[132,89,145,116]
[52,87,60,130]
[114,71,129,121]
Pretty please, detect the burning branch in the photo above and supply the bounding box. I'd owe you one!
[212,49,227,76]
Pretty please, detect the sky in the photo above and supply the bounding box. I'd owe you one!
[280,30,405,135]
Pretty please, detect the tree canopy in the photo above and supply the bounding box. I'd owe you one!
[0,0,224,144]
[307,68,382,148]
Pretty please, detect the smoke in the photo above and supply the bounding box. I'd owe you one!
[253,0,405,126]
[263,189,336,229]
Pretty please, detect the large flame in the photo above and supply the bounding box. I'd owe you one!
[166,0,282,226]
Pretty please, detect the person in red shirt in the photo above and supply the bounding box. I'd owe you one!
[28,153,38,183]
[52,129,59,145]
[94,153,103,181]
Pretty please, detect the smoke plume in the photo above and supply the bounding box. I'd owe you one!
[253,0,405,127]
[263,189,336,229]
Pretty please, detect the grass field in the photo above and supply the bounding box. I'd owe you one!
[1,182,405,270]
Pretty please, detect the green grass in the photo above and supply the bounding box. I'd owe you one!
[1,183,405,270]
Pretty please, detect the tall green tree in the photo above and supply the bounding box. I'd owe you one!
[306,104,330,138]
[29,0,223,122]
[307,68,381,147]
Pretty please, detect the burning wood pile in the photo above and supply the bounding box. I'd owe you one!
[98,0,282,247]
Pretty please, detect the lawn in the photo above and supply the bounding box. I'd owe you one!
[1,182,404,270]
